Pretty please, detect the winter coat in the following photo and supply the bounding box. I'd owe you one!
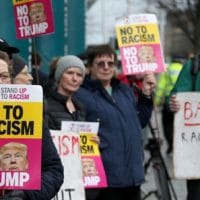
[0,123,64,200]
[75,76,153,187]
[46,90,85,130]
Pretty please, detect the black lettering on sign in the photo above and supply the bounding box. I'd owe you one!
[0,120,34,135]
[52,188,75,200]
[181,132,200,143]
[80,145,94,154]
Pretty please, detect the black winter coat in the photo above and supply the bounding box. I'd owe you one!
[46,90,85,130]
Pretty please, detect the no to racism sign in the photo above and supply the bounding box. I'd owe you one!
[115,14,165,75]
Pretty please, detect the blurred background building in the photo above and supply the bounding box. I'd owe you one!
[0,0,197,73]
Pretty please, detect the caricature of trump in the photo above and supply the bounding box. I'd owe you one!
[0,142,28,171]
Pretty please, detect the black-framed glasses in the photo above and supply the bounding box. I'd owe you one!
[94,61,115,68]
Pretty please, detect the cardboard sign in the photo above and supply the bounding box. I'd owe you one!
[0,85,43,189]
[13,0,54,39]
[51,130,85,200]
[62,121,107,188]
[173,92,200,179]
[115,14,165,75]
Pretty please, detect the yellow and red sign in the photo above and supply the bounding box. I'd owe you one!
[116,14,165,75]
[0,85,43,190]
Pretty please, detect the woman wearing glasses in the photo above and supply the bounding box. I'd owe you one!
[76,44,156,200]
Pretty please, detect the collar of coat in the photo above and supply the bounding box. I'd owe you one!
[82,75,121,91]
[50,89,82,110]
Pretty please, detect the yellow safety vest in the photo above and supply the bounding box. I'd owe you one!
[154,62,183,106]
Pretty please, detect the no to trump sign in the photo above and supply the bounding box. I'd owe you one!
[13,0,54,39]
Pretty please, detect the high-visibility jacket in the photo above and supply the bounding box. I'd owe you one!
[154,62,183,106]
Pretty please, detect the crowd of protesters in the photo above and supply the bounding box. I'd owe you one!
[0,36,199,200]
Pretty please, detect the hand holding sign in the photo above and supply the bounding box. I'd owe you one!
[142,73,156,96]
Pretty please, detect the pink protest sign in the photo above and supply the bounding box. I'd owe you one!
[61,121,108,188]
[13,0,54,39]
[0,139,41,190]
[80,133,107,188]
[0,85,43,190]
[116,14,165,75]
[82,156,107,188]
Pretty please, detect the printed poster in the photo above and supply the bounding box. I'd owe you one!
[173,92,200,179]
[0,85,43,190]
[13,0,54,39]
[62,121,107,188]
[115,14,165,75]
[51,130,85,200]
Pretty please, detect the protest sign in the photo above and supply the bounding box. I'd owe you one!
[62,121,107,188]
[173,92,200,179]
[0,85,43,189]
[115,14,165,75]
[13,0,54,39]
[50,130,85,200]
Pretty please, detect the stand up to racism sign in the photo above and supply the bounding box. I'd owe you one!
[0,85,43,190]
[13,0,54,39]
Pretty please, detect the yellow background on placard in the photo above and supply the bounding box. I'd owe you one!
[13,0,33,5]
[116,23,160,47]
[80,133,100,156]
[0,102,43,139]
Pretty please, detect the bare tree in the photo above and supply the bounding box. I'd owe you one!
[152,0,200,53]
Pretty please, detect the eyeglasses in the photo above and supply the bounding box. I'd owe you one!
[94,61,115,68]
[0,73,10,81]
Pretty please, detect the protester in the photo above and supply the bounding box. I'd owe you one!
[46,55,100,200]
[0,54,64,199]
[0,51,11,84]
[12,55,33,84]
[0,142,28,171]
[169,55,200,200]
[154,57,183,154]
[46,55,86,129]
[75,44,156,200]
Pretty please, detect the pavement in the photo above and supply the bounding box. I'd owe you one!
[141,110,187,200]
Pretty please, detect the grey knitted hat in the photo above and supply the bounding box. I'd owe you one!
[55,55,86,82]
